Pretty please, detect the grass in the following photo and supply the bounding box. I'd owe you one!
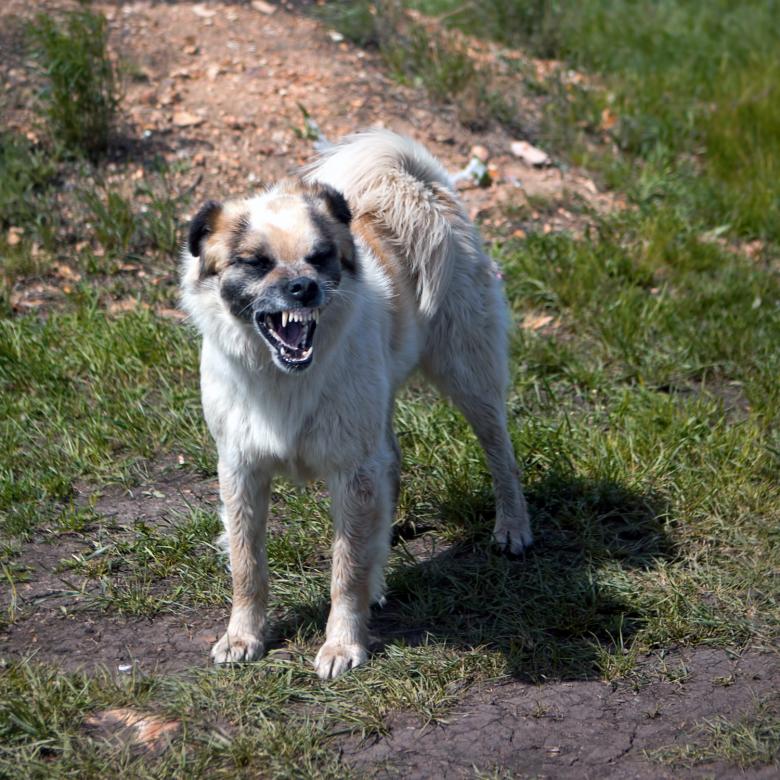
[27,8,120,159]
[652,700,780,768]
[315,1,513,129]
[1,0,779,775]
[417,0,780,241]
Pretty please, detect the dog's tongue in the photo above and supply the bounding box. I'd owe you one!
[280,321,304,348]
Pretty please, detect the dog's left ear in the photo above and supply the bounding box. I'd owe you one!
[312,183,352,226]
[188,200,222,257]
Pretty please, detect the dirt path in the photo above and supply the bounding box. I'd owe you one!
[343,647,779,778]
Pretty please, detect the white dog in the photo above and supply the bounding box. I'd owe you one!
[180,130,532,679]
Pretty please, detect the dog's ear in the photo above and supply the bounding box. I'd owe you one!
[188,200,222,257]
[312,183,352,226]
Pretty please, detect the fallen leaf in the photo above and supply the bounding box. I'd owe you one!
[252,0,277,14]
[600,107,618,131]
[156,307,186,321]
[7,227,23,246]
[53,264,82,282]
[510,140,551,167]
[521,313,555,332]
[108,298,149,314]
[173,111,204,128]
[84,708,180,756]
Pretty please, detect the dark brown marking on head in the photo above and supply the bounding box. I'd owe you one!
[188,200,222,258]
[199,202,250,277]
[301,182,358,278]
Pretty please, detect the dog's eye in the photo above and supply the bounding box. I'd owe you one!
[236,255,274,273]
[307,245,335,267]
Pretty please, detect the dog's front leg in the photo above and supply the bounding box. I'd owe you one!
[211,460,270,665]
[316,459,391,679]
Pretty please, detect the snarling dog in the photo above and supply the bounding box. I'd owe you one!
[180,130,532,679]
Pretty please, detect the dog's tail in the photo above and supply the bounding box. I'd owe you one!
[303,130,476,316]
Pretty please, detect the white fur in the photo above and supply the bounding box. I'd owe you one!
[180,130,532,678]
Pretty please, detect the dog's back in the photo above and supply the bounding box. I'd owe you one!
[304,130,483,318]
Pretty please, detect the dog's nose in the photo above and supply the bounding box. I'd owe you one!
[286,277,320,305]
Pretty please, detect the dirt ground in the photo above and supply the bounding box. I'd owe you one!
[1,2,778,777]
[343,647,779,779]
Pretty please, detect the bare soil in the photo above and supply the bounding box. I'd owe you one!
[342,647,780,779]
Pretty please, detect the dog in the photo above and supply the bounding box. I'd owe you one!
[180,130,532,679]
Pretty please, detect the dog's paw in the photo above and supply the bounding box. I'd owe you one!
[211,631,264,665]
[314,641,368,680]
[493,520,533,556]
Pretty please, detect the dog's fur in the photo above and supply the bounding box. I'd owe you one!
[180,130,532,679]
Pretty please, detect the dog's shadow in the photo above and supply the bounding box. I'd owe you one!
[271,470,674,682]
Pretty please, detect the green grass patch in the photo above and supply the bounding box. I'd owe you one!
[27,8,120,159]
[418,0,780,240]
[652,700,780,769]
[0,304,208,538]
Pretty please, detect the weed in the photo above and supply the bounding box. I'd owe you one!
[83,188,136,259]
[653,701,780,768]
[27,8,120,159]
[316,2,509,128]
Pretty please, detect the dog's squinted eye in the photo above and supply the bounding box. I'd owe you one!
[306,243,336,268]
[235,254,275,274]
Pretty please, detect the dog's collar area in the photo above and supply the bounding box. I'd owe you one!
[254,308,319,369]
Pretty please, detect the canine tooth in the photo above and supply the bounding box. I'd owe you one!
[282,311,289,328]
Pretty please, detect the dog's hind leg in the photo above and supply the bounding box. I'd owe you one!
[370,424,401,609]
[422,278,532,555]
[211,460,270,664]
[317,452,393,679]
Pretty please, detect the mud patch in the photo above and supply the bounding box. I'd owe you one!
[1,608,225,674]
[342,647,780,779]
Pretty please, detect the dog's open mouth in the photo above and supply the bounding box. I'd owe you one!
[255,308,319,369]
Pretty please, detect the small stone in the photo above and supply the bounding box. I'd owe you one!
[470,144,489,163]
[191,4,216,18]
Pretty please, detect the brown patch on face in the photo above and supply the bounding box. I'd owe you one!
[200,201,250,276]
[280,179,358,277]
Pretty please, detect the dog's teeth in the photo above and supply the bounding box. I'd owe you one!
[282,311,289,328]
[313,309,319,322]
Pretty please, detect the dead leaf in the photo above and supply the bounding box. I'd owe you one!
[252,0,277,14]
[7,227,23,246]
[53,264,82,282]
[521,313,555,332]
[108,298,149,314]
[510,140,551,167]
[84,708,180,756]
[156,306,186,321]
[173,111,204,128]
[600,107,618,131]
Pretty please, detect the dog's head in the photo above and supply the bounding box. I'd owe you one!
[185,180,356,373]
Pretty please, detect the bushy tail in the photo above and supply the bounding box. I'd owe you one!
[304,130,475,316]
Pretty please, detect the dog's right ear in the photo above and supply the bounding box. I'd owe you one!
[188,200,222,257]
